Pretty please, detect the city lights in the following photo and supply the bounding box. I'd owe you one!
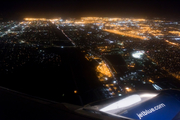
[24,18,61,21]
[149,80,154,83]
[103,29,149,40]
[97,61,112,78]
[132,51,145,59]
[2,0,180,118]
[24,18,47,21]
[1,16,180,101]
[74,90,77,94]
[125,87,132,92]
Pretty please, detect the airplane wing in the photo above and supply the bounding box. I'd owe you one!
[0,86,131,120]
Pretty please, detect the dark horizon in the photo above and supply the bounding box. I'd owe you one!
[1,0,180,20]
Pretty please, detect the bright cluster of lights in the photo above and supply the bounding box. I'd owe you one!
[24,18,61,22]
[125,87,132,92]
[79,17,166,40]
[103,24,163,40]
[81,17,146,22]
[132,51,145,58]
[49,19,59,23]
[97,61,112,77]
[74,21,86,24]
[81,17,102,21]
[133,18,146,22]
[59,17,164,40]
[24,18,47,21]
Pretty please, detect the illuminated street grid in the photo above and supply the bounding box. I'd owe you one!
[1,17,180,98]
[53,17,180,96]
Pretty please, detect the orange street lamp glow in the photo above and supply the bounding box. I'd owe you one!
[74,90,77,94]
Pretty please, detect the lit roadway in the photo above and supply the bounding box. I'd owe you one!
[54,24,76,46]
[103,29,149,40]
[61,30,76,46]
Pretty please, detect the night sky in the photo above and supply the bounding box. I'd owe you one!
[1,0,180,19]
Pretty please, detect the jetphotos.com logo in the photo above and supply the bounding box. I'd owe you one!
[136,103,166,119]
